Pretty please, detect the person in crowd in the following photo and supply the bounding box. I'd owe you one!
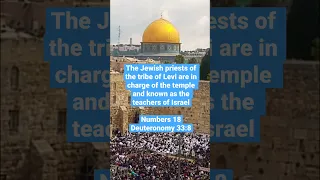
[111,133,210,179]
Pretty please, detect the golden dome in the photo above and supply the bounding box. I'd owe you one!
[142,18,180,44]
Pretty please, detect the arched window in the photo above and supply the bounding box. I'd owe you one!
[80,156,95,179]
[0,174,7,180]
[128,96,131,104]
[10,66,19,90]
[216,155,227,169]
[134,111,139,123]
[57,109,67,133]
[9,110,19,133]
[113,96,116,103]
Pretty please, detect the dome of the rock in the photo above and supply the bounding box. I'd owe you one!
[139,17,181,59]
[142,18,180,44]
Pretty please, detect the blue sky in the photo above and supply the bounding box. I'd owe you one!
[110,0,210,51]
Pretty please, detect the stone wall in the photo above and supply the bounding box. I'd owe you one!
[211,61,320,180]
[110,73,141,132]
[0,40,109,180]
[109,72,211,133]
[142,80,210,133]
[1,37,319,180]
[110,58,161,72]
[112,61,319,136]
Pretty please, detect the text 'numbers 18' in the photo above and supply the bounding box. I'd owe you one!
[173,116,182,123]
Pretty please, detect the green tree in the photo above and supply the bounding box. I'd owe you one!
[112,49,120,57]
[200,52,210,80]
[286,0,319,60]
[174,55,185,64]
[249,0,319,60]
[163,60,171,64]
[188,58,198,64]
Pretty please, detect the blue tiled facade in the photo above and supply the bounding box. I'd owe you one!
[141,43,181,55]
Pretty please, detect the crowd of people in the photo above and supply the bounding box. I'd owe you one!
[110,132,210,179]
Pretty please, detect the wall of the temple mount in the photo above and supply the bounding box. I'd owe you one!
[0,40,109,180]
[109,72,211,133]
[1,38,319,180]
[211,61,320,180]
[142,80,210,133]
